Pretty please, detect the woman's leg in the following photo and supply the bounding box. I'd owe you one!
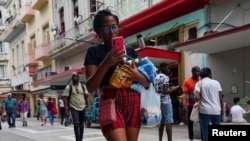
[48,111,53,125]
[199,113,210,141]
[105,128,127,141]
[20,112,24,125]
[24,112,28,126]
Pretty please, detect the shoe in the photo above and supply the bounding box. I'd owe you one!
[41,123,44,126]
[186,139,193,141]
[179,122,184,125]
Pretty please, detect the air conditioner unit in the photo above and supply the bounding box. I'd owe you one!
[64,66,72,71]
[50,23,57,31]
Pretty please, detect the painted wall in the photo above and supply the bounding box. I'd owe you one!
[206,46,250,106]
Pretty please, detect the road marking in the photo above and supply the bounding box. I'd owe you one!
[60,132,104,141]
[15,126,72,133]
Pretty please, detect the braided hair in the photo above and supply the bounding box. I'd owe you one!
[200,67,211,78]
[93,9,119,35]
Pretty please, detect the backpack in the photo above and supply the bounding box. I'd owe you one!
[68,84,88,109]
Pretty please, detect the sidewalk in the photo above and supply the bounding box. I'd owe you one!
[0,117,201,141]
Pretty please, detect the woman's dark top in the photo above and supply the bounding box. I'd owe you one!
[84,44,138,88]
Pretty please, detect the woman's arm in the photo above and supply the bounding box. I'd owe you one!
[86,49,127,92]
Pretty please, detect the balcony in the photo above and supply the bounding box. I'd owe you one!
[0,14,25,42]
[24,53,38,66]
[32,0,48,10]
[48,16,95,59]
[35,43,49,61]
[0,53,8,61]
[20,4,35,23]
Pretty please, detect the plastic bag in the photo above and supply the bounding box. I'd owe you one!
[64,117,72,127]
[190,102,199,123]
[140,83,161,127]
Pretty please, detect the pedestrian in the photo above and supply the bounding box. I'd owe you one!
[194,67,224,141]
[59,97,65,125]
[17,95,29,126]
[4,93,16,128]
[84,9,150,141]
[182,66,200,141]
[177,88,185,125]
[154,62,180,141]
[39,94,48,126]
[230,96,247,123]
[63,72,91,141]
[36,101,40,120]
[222,94,231,123]
[47,97,55,126]
[0,99,5,130]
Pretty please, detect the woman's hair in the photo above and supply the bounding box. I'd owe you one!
[200,67,211,78]
[93,9,119,34]
[233,97,240,104]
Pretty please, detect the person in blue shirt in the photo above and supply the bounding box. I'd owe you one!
[4,93,16,128]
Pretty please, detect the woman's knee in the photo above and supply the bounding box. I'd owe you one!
[105,128,127,141]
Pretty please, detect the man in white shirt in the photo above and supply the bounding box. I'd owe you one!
[230,97,247,123]
[59,97,65,125]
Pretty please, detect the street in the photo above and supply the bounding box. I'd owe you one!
[0,117,201,141]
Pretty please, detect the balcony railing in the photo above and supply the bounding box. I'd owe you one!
[0,14,25,42]
[32,0,48,10]
[48,16,94,59]
[24,53,38,66]
[12,64,26,76]
[20,4,35,23]
[0,53,8,61]
[35,43,49,60]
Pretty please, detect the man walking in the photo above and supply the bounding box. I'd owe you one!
[63,72,91,141]
[4,93,16,128]
[59,97,65,125]
[183,66,200,141]
[154,62,179,141]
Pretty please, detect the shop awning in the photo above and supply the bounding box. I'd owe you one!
[136,46,181,65]
[32,68,85,86]
[175,24,250,54]
[119,0,207,37]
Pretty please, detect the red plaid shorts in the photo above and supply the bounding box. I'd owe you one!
[99,88,141,135]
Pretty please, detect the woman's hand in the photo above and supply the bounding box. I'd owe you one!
[103,48,125,67]
[121,62,140,81]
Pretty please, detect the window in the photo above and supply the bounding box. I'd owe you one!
[31,36,36,51]
[188,27,197,40]
[43,25,50,44]
[59,8,65,35]
[0,65,7,78]
[0,42,4,53]
[90,0,96,13]
[184,21,199,41]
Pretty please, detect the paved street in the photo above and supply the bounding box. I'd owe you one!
[0,117,201,141]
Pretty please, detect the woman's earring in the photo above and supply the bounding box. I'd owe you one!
[94,33,101,42]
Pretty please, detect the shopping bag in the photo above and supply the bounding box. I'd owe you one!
[64,117,72,127]
[190,102,199,122]
[140,83,161,127]
[99,99,116,126]
[1,114,6,122]
[51,106,58,115]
